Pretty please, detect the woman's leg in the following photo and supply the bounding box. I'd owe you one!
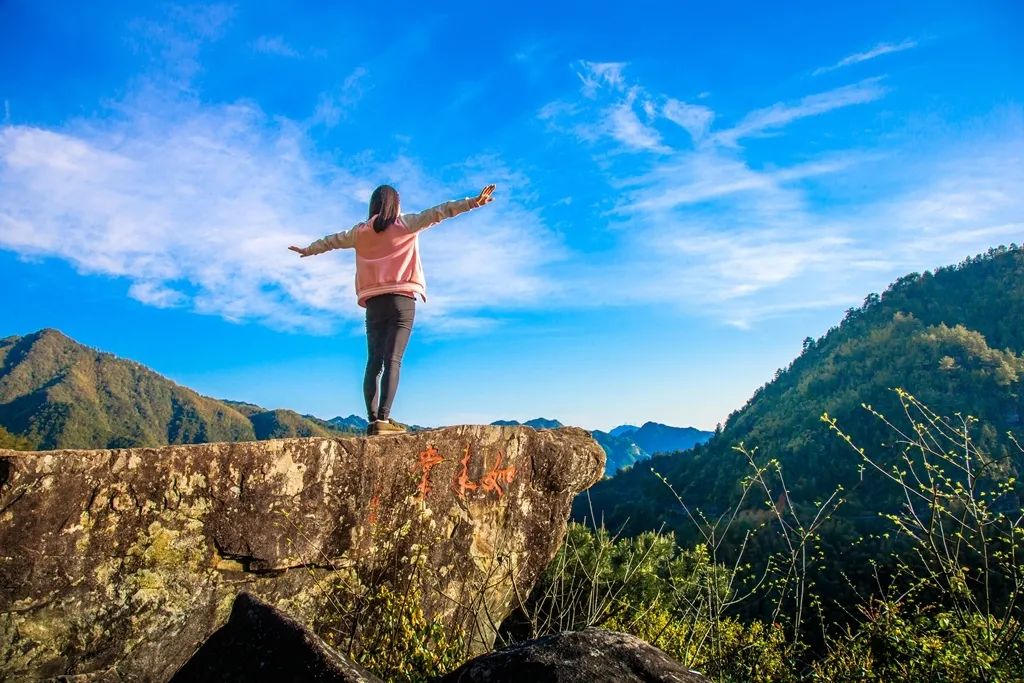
[376,296,415,420]
[363,298,388,421]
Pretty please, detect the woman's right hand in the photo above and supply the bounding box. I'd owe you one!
[472,184,496,207]
[288,246,310,257]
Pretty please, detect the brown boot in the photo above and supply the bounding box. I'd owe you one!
[371,418,407,435]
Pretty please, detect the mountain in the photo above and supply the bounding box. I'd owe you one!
[490,418,565,429]
[0,330,350,449]
[491,418,710,475]
[593,422,714,476]
[0,329,255,449]
[327,414,370,433]
[249,409,337,440]
[575,245,1024,576]
[609,424,639,437]
[591,430,649,474]
[627,422,712,455]
[221,399,264,417]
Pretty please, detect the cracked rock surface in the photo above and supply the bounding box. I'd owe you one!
[0,426,604,682]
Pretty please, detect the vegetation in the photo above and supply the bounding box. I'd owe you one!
[577,245,1024,612]
[0,424,33,450]
[321,582,465,682]
[249,409,335,439]
[0,329,354,449]
[524,390,1024,681]
[502,523,792,682]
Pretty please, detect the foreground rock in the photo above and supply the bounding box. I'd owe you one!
[0,426,604,681]
[436,628,709,682]
[171,592,380,682]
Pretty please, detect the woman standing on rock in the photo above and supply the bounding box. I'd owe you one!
[289,184,497,435]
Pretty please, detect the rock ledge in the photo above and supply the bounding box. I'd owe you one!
[0,426,605,681]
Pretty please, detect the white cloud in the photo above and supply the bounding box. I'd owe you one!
[128,281,187,308]
[552,66,670,152]
[575,61,628,98]
[126,3,235,89]
[548,60,886,155]
[540,55,1024,327]
[711,78,889,146]
[814,39,918,76]
[605,94,669,152]
[593,115,1024,326]
[537,99,580,122]
[620,151,858,212]
[0,95,562,333]
[662,98,714,142]
[252,35,300,58]
[312,66,370,127]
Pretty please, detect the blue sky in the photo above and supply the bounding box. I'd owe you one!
[1,1,1022,430]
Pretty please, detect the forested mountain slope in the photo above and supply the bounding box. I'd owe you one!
[577,245,1024,547]
[0,330,352,449]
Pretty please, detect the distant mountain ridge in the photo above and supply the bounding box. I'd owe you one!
[0,329,711,460]
[491,417,565,430]
[0,330,361,450]
[590,430,649,474]
[628,422,712,455]
[609,424,639,437]
[490,418,712,475]
[327,414,369,432]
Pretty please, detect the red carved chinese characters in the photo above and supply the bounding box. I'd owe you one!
[411,444,517,501]
[368,494,381,525]
[414,445,444,498]
[454,445,479,498]
[478,451,516,498]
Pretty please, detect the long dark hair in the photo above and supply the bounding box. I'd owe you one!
[368,184,400,233]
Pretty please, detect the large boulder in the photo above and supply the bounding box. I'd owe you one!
[0,426,604,681]
[170,592,380,682]
[436,628,710,682]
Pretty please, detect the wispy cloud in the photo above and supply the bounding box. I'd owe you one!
[814,39,918,76]
[312,66,370,127]
[576,61,628,98]
[560,64,672,152]
[251,35,300,58]
[539,53,1023,327]
[608,121,1024,326]
[126,3,235,89]
[710,78,889,146]
[0,95,562,333]
[547,63,886,152]
[662,98,714,143]
[620,151,861,212]
[605,90,669,152]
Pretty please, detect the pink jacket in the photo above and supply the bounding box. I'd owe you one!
[303,198,478,307]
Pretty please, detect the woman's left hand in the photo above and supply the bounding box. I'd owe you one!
[473,184,496,207]
[288,246,310,257]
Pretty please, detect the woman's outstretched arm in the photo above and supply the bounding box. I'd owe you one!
[288,223,360,258]
[402,184,496,234]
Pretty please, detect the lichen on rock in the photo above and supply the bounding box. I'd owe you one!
[0,425,604,681]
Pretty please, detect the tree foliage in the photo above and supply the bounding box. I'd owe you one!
[0,329,353,449]
[577,246,1024,614]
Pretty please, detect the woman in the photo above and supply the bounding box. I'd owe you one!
[289,183,496,435]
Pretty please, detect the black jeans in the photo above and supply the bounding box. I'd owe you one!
[364,293,416,421]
